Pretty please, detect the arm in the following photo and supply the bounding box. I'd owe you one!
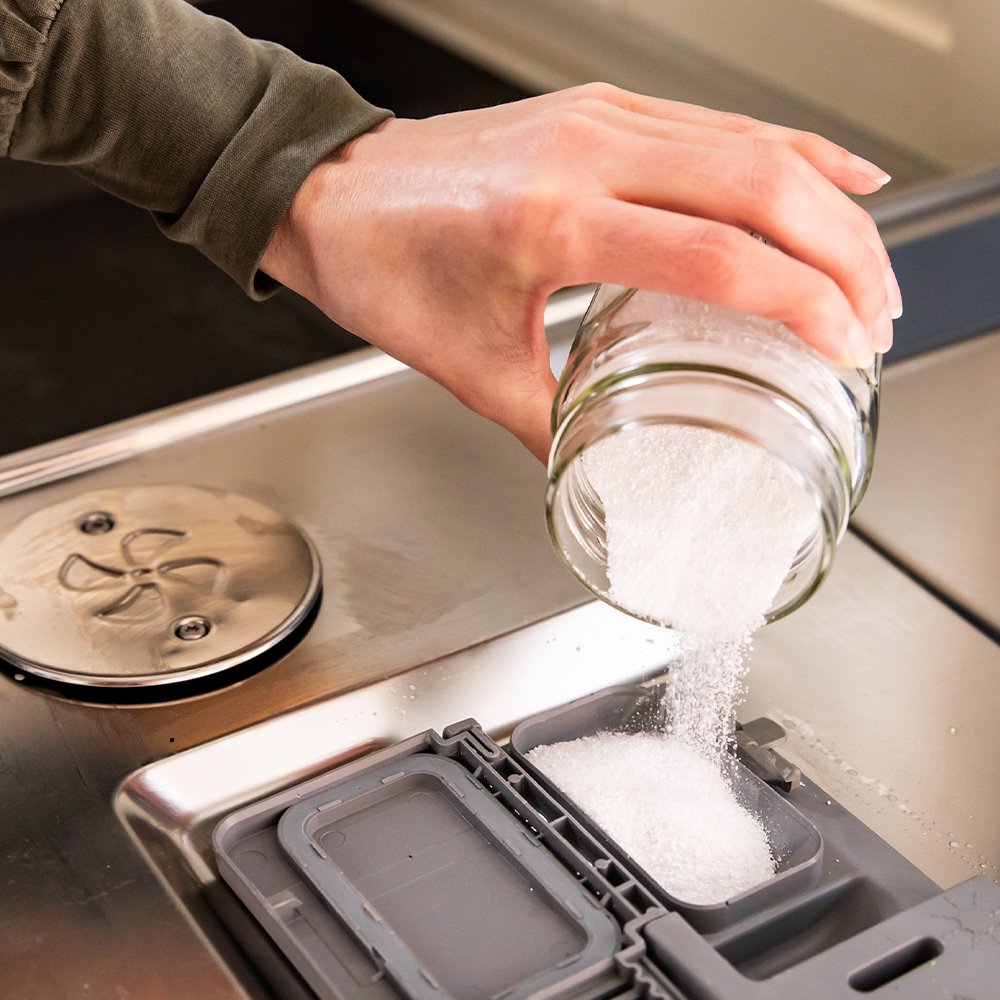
[2,0,391,295]
[3,3,897,463]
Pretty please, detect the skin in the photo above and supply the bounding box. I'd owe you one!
[261,84,900,463]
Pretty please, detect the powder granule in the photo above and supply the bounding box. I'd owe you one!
[526,731,775,905]
[583,423,818,642]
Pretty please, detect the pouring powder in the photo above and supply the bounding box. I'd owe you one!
[526,424,818,902]
[583,423,818,754]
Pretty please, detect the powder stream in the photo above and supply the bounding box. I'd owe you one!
[584,423,817,755]
[527,423,819,903]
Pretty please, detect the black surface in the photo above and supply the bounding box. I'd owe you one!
[0,196,368,454]
[886,211,1000,364]
[205,0,529,119]
[0,0,529,458]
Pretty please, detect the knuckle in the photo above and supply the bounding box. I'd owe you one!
[719,110,764,136]
[689,224,754,289]
[849,208,888,261]
[569,81,623,103]
[497,179,577,262]
[794,129,836,160]
[850,244,888,301]
[745,158,798,213]
[508,106,600,153]
[811,277,850,328]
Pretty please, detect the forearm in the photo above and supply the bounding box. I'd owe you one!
[1,0,391,295]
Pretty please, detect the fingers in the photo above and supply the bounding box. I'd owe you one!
[561,100,892,265]
[528,93,897,351]
[584,134,889,348]
[557,84,891,193]
[557,196,876,367]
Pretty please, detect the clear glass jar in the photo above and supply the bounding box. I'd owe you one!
[546,285,880,627]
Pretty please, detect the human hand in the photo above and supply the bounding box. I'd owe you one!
[261,84,899,462]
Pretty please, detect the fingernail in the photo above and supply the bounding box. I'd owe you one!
[849,153,891,186]
[847,318,875,368]
[885,265,903,318]
[874,306,894,352]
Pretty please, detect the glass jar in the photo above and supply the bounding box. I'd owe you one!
[546,285,880,628]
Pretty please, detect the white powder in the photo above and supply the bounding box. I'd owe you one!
[535,423,817,897]
[526,732,775,904]
[583,423,817,757]
[583,424,818,641]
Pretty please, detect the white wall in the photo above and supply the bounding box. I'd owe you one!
[361,0,1000,174]
[602,0,999,172]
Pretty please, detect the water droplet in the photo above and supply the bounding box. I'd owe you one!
[950,841,960,848]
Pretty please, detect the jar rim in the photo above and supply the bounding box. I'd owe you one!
[546,367,850,628]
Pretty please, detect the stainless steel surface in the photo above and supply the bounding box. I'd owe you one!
[744,532,1000,891]
[0,485,320,686]
[114,531,1000,998]
[850,329,1000,635]
[0,350,407,499]
[1,300,598,996]
[870,163,1000,233]
[0,288,593,500]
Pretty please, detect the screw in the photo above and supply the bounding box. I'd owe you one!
[173,616,211,641]
[78,511,115,535]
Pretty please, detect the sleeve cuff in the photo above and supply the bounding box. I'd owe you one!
[154,43,392,299]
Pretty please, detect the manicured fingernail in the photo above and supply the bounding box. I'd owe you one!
[849,153,891,186]
[847,318,875,368]
[874,306,894,352]
[885,265,903,318]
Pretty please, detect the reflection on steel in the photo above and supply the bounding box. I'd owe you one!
[0,289,595,502]
[0,349,409,501]
[0,485,320,687]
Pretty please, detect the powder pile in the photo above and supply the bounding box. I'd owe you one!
[526,732,775,904]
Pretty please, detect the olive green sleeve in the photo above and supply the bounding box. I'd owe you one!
[0,0,392,297]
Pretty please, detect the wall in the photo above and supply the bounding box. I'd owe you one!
[359,0,1000,175]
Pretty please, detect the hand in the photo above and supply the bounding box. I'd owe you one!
[261,84,899,462]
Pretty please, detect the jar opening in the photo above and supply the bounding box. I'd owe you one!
[547,370,848,630]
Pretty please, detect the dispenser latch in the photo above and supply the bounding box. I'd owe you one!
[734,717,801,793]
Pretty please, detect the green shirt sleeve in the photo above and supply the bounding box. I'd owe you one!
[0,0,393,297]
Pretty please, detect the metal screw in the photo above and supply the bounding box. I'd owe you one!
[78,511,116,535]
[173,616,211,641]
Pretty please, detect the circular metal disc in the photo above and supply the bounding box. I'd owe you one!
[0,485,320,687]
